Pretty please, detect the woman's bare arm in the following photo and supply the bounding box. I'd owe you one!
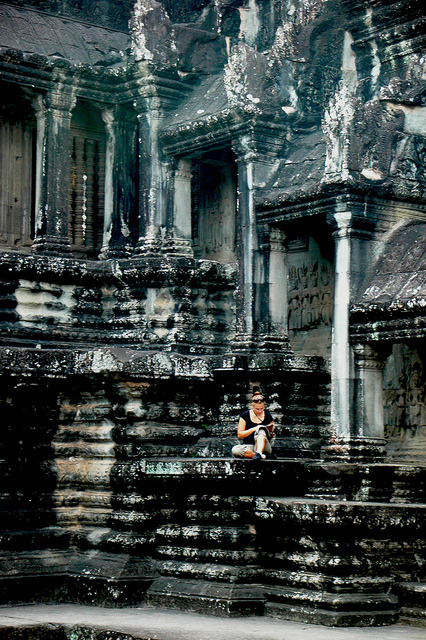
[237,416,258,439]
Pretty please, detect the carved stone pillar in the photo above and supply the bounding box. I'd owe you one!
[330,209,354,439]
[163,158,194,257]
[32,85,76,255]
[256,225,289,349]
[326,202,382,459]
[100,107,137,258]
[134,103,164,255]
[353,344,386,440]
[268,227,289,340]
[232,148,257,347]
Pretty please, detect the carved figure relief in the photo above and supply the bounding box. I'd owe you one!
[393,136,426,200]
[384,348,426,442]
[288,260,333,330]
[193,160,236,263]
[349,100,405,181]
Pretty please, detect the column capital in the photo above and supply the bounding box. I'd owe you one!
[327,209,353,237]
[353,343,386,370]
[45,84,77,116]
[232,134,257,165]
[174,158,192,180]
[258,225,286,253]
[327,205,376,239]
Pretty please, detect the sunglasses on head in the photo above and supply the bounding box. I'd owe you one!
[253,397,265,403]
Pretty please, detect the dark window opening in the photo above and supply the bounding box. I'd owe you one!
[0,83,36,250]
[191,148,237,263]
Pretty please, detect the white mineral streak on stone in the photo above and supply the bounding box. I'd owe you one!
[130,0,154,61]
[365,8,381,97]
[341,31,357,93]
[322,83,356,182]
[238,0,260,47]
[270,24,299,111]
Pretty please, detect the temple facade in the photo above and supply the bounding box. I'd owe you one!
[0,0,425,628]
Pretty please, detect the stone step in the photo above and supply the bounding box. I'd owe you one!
[305,463,426,503]
[155,545,258,565]
[157,559,248,582]
[394,582,426,626]
[0,550,153,606]
[264,585,398,612]
[263,573,400,627]
[264,601,398,627]
[259,570,394,594]
[144,576,265,616]
[155,560,395,595]
[111,493,257,523]
[111,458,307,497]
[154,523,256,548]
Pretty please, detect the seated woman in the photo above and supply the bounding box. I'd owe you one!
[232,391,274,460]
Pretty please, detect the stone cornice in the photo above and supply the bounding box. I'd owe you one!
[160,109,288,158]
[0,344,223,380]
[257,190,426,227]
[0,250,236,290]
[0,54,189,110]
[350,312,426,344]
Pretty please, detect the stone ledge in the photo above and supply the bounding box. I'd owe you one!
[145,576,265,617]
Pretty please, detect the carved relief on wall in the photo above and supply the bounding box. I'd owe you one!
[192,159,237,264]
[384,346,426,442]
[288,259,333,330]
[348,100,405,182]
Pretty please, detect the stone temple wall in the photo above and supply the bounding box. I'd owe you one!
[0,0,425,628]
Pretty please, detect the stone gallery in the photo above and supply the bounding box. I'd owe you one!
[0,0,425,629]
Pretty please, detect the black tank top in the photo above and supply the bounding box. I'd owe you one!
[239,409,273,444]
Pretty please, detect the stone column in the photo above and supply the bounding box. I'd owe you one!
[32,84,76,255]
[100,107,137,258]
[256,225,289,348]
[134,102,164,255]
[330,208,354,439]
[268,227,289,341]
[163,158,194,257]
[353,344,386,440]
[233,147,257,347]
[327,202,380,458]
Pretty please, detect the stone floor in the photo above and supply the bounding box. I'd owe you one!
[0,604,424,640]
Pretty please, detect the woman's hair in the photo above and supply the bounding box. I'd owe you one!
[251,389,265,400]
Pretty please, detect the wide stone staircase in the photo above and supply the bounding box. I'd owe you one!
[0,371,425,627]
[109,458,426,626]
